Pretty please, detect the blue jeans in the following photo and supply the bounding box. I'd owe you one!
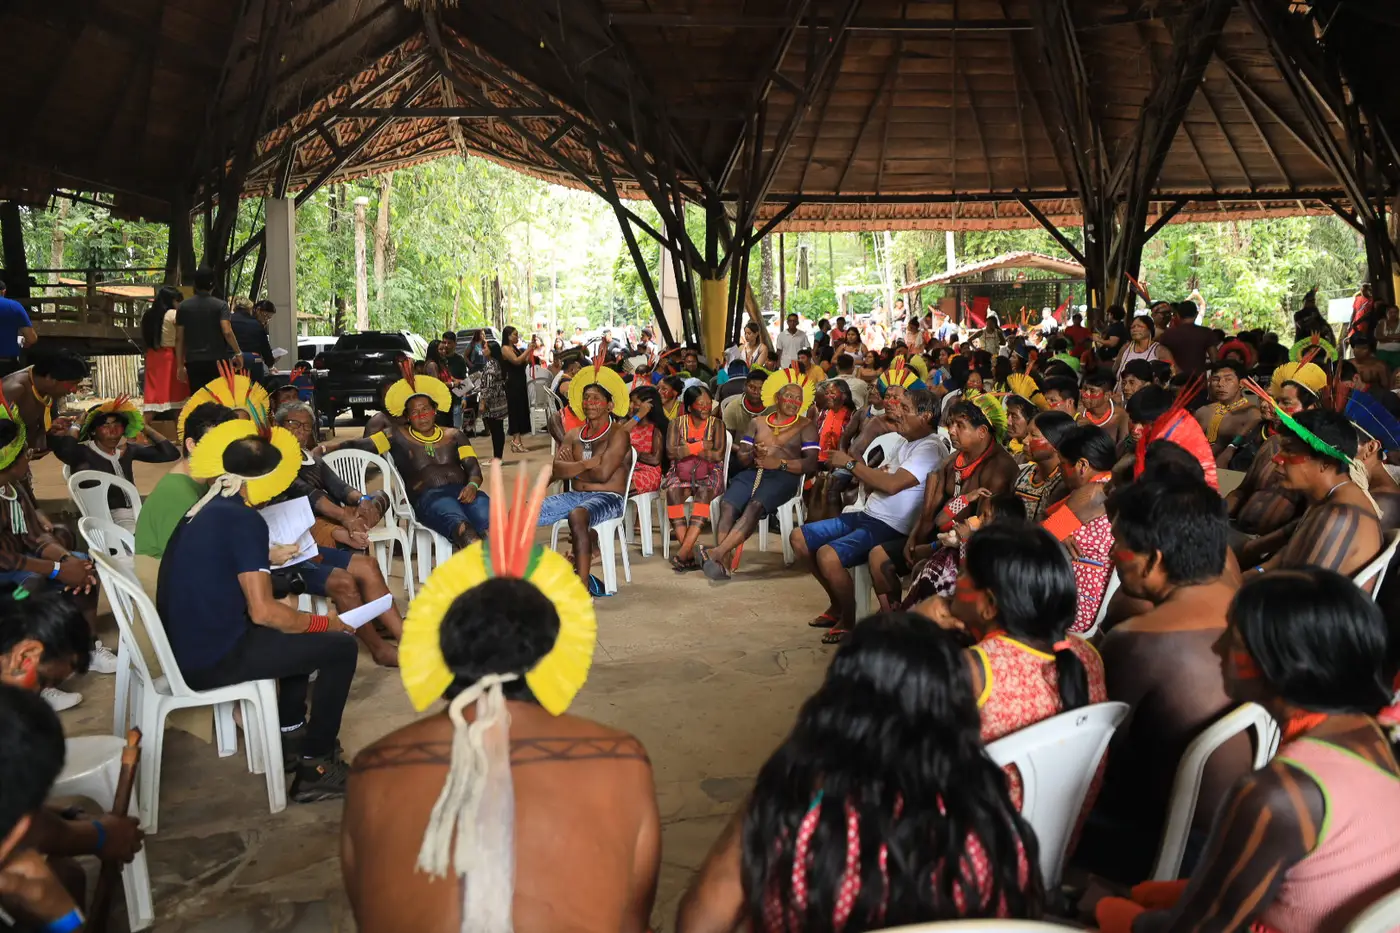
[800,512,904,568]
[537,491,625,527]
[414,485,491,540]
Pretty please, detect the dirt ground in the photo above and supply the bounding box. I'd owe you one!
[39,424,836,932]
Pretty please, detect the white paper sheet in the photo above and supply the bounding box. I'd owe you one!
[258,497,318,569]
[338,593,393,630]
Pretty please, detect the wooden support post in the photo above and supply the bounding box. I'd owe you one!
[353,196,370,331]
[0,202,31,299]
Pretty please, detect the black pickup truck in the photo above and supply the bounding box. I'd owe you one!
[313,332,420,422]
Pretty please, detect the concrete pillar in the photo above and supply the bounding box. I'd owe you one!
[265,198,298,372]
[699,275,729,370]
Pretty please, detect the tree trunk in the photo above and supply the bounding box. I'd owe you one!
[492,275,505,332]
[373,173,392,307]
[778,233,786,314]
[353,196,370,331]
[450,275,462,331]
[759,234,774,314]
[329,185,342,329]
[48,199,69,293]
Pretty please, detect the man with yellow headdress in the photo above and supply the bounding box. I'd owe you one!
[157,417,361,803]
[700,366,821,581]
[324,363,489,549]
[342,463,660,933]
[542,360,633,590]
[1227,360,1324,547]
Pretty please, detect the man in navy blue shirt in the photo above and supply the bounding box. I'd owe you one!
[0,279,38,377]
[157,432,360,803]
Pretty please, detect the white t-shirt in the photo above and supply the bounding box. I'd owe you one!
[774,329,811,368]
[864,434,946,533]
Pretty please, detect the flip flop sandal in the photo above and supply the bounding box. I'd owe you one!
[821,628,850,645]
[808,612,840,628]
[586,574,612,598]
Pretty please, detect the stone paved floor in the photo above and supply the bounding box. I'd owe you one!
[36,429,835,932]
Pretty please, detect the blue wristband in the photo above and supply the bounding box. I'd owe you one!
[48,562,60,580]
[44,908,84,933]
[90,818,106,855]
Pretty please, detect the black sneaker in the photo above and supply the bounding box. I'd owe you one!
[279,727,306,774]
[289,752,351,803]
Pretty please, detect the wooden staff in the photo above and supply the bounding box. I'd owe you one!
[87,728,141,933]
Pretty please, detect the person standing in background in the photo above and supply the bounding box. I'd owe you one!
[176,267,242,388]
[0,279,37,378]
[141,284,188,411]
[439,331,468,430]
[773,312,811,369]
[229,297,275,380]
[500,325,532,454]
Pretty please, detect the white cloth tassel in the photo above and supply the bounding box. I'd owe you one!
[184,474,248,519]
[415,673,519,933]
[1350,460,1383,519]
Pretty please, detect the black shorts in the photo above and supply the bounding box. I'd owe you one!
[873,535,912,575]
[721,468,801,517]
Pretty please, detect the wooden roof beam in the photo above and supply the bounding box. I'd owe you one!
[1218,54,1297,191]
[1216,56,1332,172]
[605,10,1192,32]
[837,42,903,196]
[1130,20,1218,194]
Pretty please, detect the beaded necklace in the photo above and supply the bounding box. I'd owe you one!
[766,412,801,442]
[0,485,25,535]
[580,419,612,459]
[953,445,992,482]
[1083,400,1116,427]
[409,426,444,457]
[1205,396,1251,443]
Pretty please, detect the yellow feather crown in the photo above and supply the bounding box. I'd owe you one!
[761,365,818,411]
[568,361,630,419]
[187,420,302,505]
[178,367,271,446]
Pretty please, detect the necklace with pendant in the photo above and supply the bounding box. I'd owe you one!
[409,426,443,457]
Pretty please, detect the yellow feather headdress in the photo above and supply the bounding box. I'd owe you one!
[567,353,630,419]
[385,358,452,417]
[177,361,271,446]
[761,365,818,411]
[186,418,301,510]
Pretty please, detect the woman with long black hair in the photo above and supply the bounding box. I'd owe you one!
[141,284,189,410]
[1042,424,1118,632]
[920,522,1106,810]
[1095,569,1400,933]
[499,325,532,453]
[676,614,1043,933]
[477,340,510,459]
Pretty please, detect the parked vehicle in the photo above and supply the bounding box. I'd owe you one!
[313,331,421,422]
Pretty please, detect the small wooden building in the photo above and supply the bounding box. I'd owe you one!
[900,252,1085,326]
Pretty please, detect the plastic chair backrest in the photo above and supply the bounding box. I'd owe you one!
[1082,570,1121,638]
[68,470,142,522]
[1151,702,1280,881]
[865,432,908,468]
[1354,529,1400,596]
[618,448,638,514]
[321,448,387,495]
[78,516,136,565]
[1346,887,1400,933]
[718,430,733,489]
[92,551,193,695]
[985,701,1129,888]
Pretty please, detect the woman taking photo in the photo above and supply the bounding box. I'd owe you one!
[676,615,1044,933]
[1095,569,1400,933]
[499,325,532,453]
[627,384,668,497]
[663,384,725,572]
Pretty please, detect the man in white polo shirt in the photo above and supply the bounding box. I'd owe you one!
[773,312,810,369]
[790,387,945,643]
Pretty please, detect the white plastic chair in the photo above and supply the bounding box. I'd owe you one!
[68,470,142,525]
[550,449,637,595]
[985,700,1129,888]
[530,381,561,434]
[1346,887,1400,933]
[53,736,155,931]
[321,448,416,598]
[655,431,733,561]
[758,490,807,565]
[1081,569,1121,638]
[91,553,286,833]
[1354,529,1400,598]
[79,517,141,734]
[1151,702,1280,881]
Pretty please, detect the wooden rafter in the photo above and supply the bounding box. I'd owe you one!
[836,41,903,196]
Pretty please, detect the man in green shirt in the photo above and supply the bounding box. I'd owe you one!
[134,403,237,566]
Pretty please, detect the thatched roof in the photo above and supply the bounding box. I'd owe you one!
[0,0,1392,230]
[901,252,1086,291]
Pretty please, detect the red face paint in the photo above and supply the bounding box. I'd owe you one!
[1026,437,1052,456]
[1112,548,1138,566]
[1272,452,1310,466]
[953,577,981,604]
[1230,650,1261,680]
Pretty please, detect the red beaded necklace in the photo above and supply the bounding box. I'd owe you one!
[1083,400,1116,427]
[954,445,992,481]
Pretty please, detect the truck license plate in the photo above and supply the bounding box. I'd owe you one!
[348,395,374,404]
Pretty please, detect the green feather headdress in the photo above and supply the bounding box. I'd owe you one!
[78,396,145,441]
[1242,377,1350,466]
[0,385,26,471]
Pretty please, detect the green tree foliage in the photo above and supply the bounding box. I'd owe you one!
[7,156,1369,345]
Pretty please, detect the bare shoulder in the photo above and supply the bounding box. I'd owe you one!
[510,712,652,772]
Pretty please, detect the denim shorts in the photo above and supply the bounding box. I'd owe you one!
[413,485,491,540]
[800,512,904,568]
[270,546,352,598]
[537,490,626,527]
